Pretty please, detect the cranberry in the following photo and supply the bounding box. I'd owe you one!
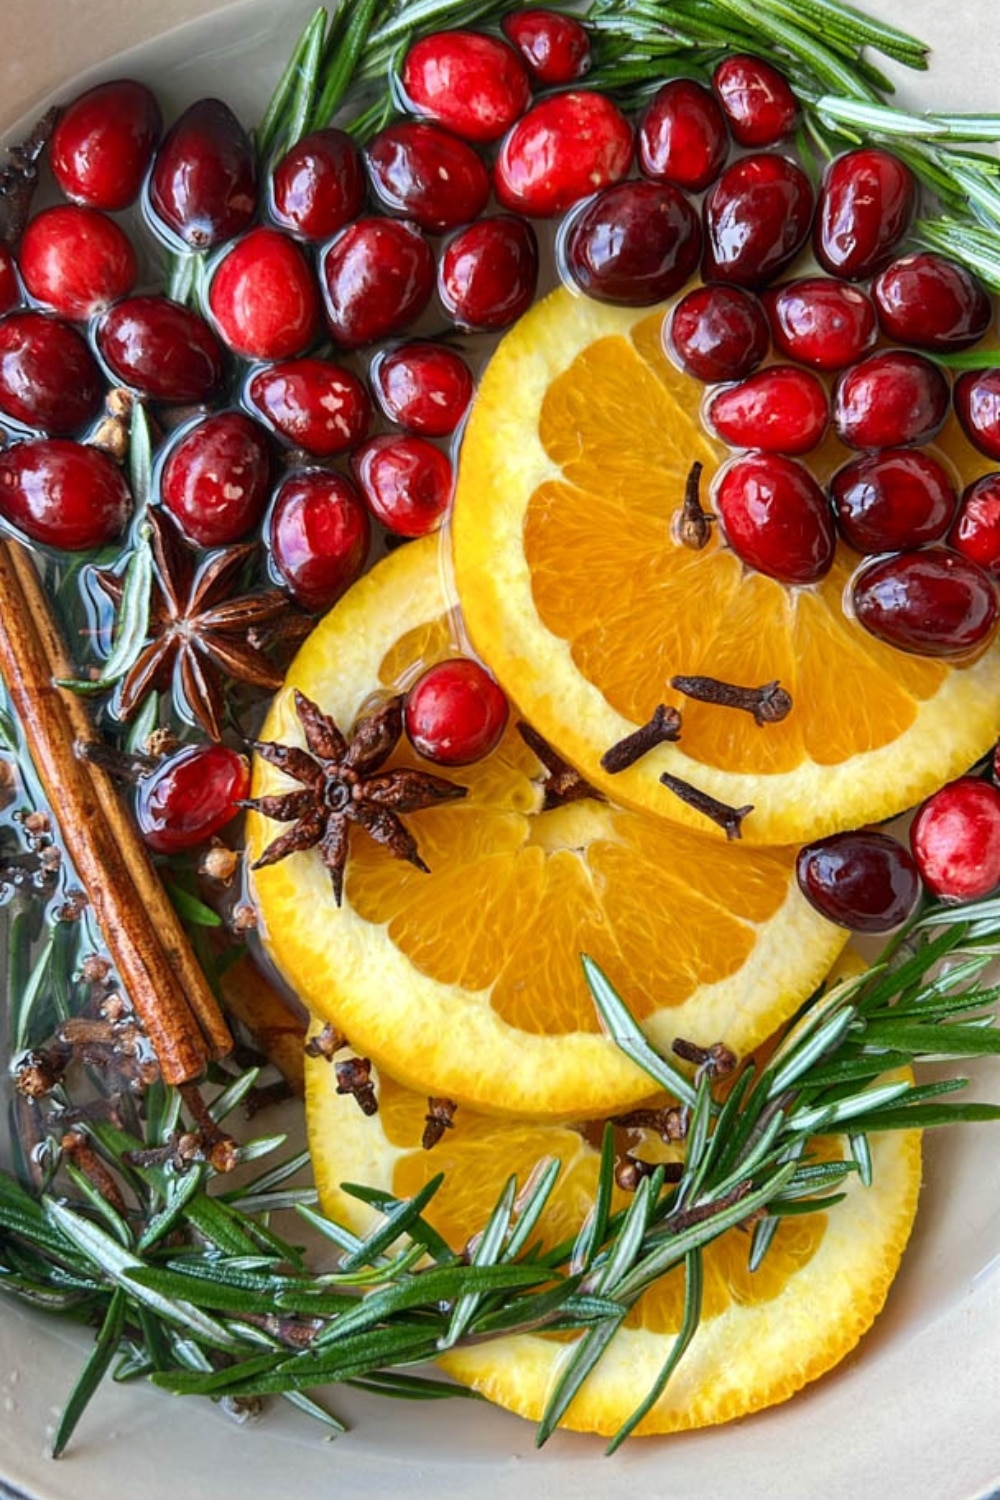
[439,215,538,332]
[0,248,18,315]
[372,343,473,437]
[494,92,633,217]
[366,122,490,234]
[49,79,161,210]
[763,277,877,371]
[873,253,992,352]
[404,658,509,766]
[19,205,137,320]
[320,218,434,350]
[707,366,828,455]
[208,228,320,361]
[97,297,224,403]
[160,412,271,547]
[949,474,1000,574]
[0,313,103,434]
[714,452,834,584]
[0,439,130,550]
[501,9,591,86]
[245,358,371,457]
[401,31,531,144]
[831,449,956,554]
[267,469,370,613]
[637,79,728,192]
[815,148,915,280]
[148,98,256,250]
[702,153,814,288]
[834,352,949,451]
[910,777,1000,900]
[796,830,920,933]
[352,434,453,537]
[851,548,999,658]
[667,285,769,383]
[712,55,799,146]
[562,180,701,306]
[269,128,365,240]
[954,369,1000,461]
[136,743,249,855]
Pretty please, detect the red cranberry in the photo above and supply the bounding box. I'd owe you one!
[19,205,137,320]
[269,128,364,240]
[404,658,509,766]
[401,31,531,144]
[834,352,949,451]
[830,449,957,554]
[494,92,633,217]
[949,474,1000,574]
[136,743,249,855]
[562,180,701,306]
[501,9,591,85]
[372,343,473,437]
[0,313,103,434]
[667,285,769,383]
[873,254,992,352]
[148,98,256,250]
[712,55,799,146]
[0,248,18,315]
[954,369,1000,461]
[320,218,434,350]
[851,548,999,658]
[637,79,728,192]
[50,79,161,210]
[97,296,224,403]
[208,228,320,361]
[0,439,131,550]
[267,470,370,613]
[763,277,877,371]
[796,830,920,933]
[245,358,371,457]
[366,122,490,234]
[714,452,834,584]
[910,777,1000,900]
[707,366,828,455]
[815,148,915,281]
[439,215,538,331]
[702,153,814,288]
[352,434,453,537]
[160,412,271,546]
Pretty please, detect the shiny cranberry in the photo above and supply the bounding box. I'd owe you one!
[366,122,490,234]
[815,148,915,281]
[834,352,949,451]
[707,366,828,455]
[851,548,998,658]
[404,658,509,766]
[269,128,364,240]
[563,180,701,306]
[401,31,531,144]
[148,98,256,250]
[50,79,161,210]
[873,253,991,352]
[501,9,591,85]
[712,55,799,146]
[267,469,370,613]
[352,434,453,537]
[637,79,728,192]
[949,474,1000,574]
[160,412,271,546]
[910,777,1000,900]
[702,154,814,288]
[796,830,920,933]
[19,205,136,320]
[763,277,877,371]
[208,228,320,361]
[954,369,1000,461]
[0,248,18,315]
[320,218,434,350]
[245,358,371,457]
[667,285,769,383]
[0,439,130,549]
[494,92,633,217]
[372,343,473,437]
[831,449,956,554]
[97,296,223,403]
[439,215,538,331]
[136,743,249,855]
[715,452,834,584]
[0,313,103,434]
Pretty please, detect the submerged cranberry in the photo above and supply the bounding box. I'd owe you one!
[19,205,137,320]
[702,153,814,288]
[353,434,453,537]
[320,218,434,350]
[372,343,473,437]
[563,180,701,305]
[715,452,834,584]
[0,313,103,434]
[834,352,949,451]
[831,449,957,554]
[873,253,992,352]
[160,412,271,547]
[910,777,1000,900]
[246,358,371,456]
[404,659,509,766]
[50,79,161,210]
[954,369,1000,461]
[148,98,256,249]
[707,366,828,455]
[637,79,728,192]
[366,122,491,233]
[439,215,538,330]
[501,9,591,85]
[0,248,18,315]
[815,148,915,280]
[401,31,531,143]
[712,54,799,146]
[136,743,249,855]
[851,548,999,658]
[209,228,320,360]
[269,128,364,240]
[0,439,130,549]
[667,285,769,383]
[494,92,633,217]
[763,277,877,371]
[949,474,1000,574]
[97,296,224,403]
[267,470,371,612]
[796,830,920,933]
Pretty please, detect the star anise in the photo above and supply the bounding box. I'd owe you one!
[247,690,467,906]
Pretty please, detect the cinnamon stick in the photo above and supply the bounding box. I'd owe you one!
[219,953,307,1095]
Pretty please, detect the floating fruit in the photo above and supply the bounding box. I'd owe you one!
[851,548,999,659]
[268,127,364,239]
[365,122,491,234]
[954,368,1000,460]
[910,776,1000,899]
[501,9,591,85]
[160,411,271,547]
[949,474,1000,573]
[245,357,371,457]
[763,277,877,370]
[0,438,130,549]
[401,30,531,143]
[815,148,915,280]
[439,215,538,331]
[208,227,320,360]
[562,180,702,305]
[715,452,834,581]
[266,468,370,612]
[320,217,434,349]
[831,449,956,553]
[712,53,799,145]
[19,204,137,319]
[135,743,249,854]
[404,658,510,765]
[371,343,473,437]
[352,434,453,537]
[0,313,103,434]
[148,97,256,249]
[667,284,769,382]
[796,830,920,931]
[834,351,949,450]
[636,79,728,192]
[49,78,161,209]
[494,92,633,217]
[873,253,992,351]
[706,366,828,455]
[96,296,224,402]
[702,153,814,287]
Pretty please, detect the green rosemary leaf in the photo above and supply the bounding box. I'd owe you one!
[126,1264,299,1317]
[582,956,698,1107]
[338,1178,454,1265]
[329,1262,553,1350]
[56,528,153,695]
[0,1175,87,1265]
[258,8,326,158]
[769,1192,849,1216]
[607,1248,703,1454]
[63,1163,132,1249]
[281,1387,348,1431]
[469,1278,590,1338]
[220,1147,312,1203]
[857,1022,1000,1056]
[166,882,223,929]
[51,1286,127,1459]
[183,1194,269,1258]
[275,7,327,154]
[570,1123,617,1274]
[442,1177,517,1347]
[346,1371,476,1402]
[765,1007,858,1097]
[502,1156,562,1263]
[795,1050,913,1089]
[137,1167,206,1254]
[128,401,153,520]
[787,0,926,61]
[310,0,381,132]
[848,1130,873,1188]
[790,1079,912,1133]
[596,1169,662,1295]
[824,1101,1000,1133]
[815,96,1000,140]
[535,1313,627,1447]
[177,1325,442,1398]
[296,1202,367,1259]
[152,1350,287,1397]
[856,925,964,1010]
[11,924,57,1053]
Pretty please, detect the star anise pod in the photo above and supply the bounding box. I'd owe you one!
[247,690,467,906]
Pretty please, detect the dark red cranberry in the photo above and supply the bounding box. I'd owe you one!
[208,228,320,361]
[831,449,957,554]
[851,548,999,658]
[269,128,365,240]
[501,9,591,85]
[954,369,1000,461]
[715,452,834,584]
[366,122,491,234]
[712,54,799,146]
[873,253,992,352]
[815,148,915,281]
[401,31,531,143]
[136,743,249,855]
[404,658,509,766]
[148,98,256,250]
[667,285,769,383]
[637,79,728,192]
[910,777,1000,900]
[0,313,103,434]
[245,358,371,457]
[707,366,828,455]
[19,205,137,320]
[267,470,370,612]
[96,296,224,403]
[50,79,161,210]
[0,439,130,550]
[439,215,538,331]
[160,412,271,547]
[796,830,920,933]
[702,154,814,288]
[562,180,701,306]
[320,218,434,350]
[763,277,877,371]
[949,474,1000,574]
[0,248,18,316]
[352,434,453,537]
[834,351,949,451]
[372,343,473,437]
[494,92,633,217]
